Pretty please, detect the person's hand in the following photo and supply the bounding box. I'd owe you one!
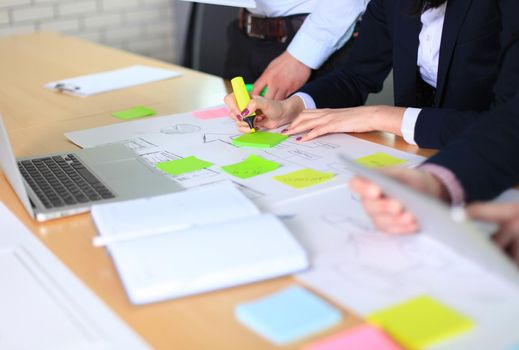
[348,168,449,234]
[253,51,311,100]
[283,106,405,142]
[467,202,519,265]
[223,94,305,133]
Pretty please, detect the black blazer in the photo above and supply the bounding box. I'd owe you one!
[426,90,519,202]
[299,0,519,148]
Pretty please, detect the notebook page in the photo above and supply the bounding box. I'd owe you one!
[91,182,260,238]
[45,65,181,96]
[108,213,308,304]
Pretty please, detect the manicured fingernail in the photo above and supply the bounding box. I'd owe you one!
[296,137,302,141]
[236,114,242,121]
[281,128,288,133]
[241,108,249,116]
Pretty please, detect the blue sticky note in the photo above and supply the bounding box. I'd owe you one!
[235,286,342,344]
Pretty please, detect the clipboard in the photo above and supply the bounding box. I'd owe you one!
[45,65,181,96]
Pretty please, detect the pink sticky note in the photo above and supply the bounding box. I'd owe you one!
[193,107,230,120]
[303,324,402,350]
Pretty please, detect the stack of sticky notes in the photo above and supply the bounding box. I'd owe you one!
[235,286,342,344]
[273,169,334,189]
[232,132,288,148]
[112,106,156,120]
[192,106,229,120]
[355,152,407,168]
[303,324,402,350]
[156,156,213,176]
[222,155,280,179]
[368,295,474,349]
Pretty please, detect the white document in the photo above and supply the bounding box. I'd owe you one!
[0,202,149,350]
[45,65,181,96]
[268,186,519,350]
[91,182,309,304]
[65,108,425,208]
[179,0,256,7]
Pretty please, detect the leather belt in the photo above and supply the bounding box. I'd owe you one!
[238,9,308,42]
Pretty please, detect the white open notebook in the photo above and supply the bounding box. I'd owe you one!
[91,182,308,304]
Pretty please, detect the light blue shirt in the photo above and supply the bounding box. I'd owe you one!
[249,0,368,69]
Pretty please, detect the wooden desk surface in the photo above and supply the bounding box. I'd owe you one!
[0,32,435,350]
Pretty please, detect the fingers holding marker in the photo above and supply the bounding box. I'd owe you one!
[224,93,241,117]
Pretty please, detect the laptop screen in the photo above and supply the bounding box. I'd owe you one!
[0,114,35,218]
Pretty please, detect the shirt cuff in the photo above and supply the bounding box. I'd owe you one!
[287,23,356,70]
[419,163,466,205]
[401,108,421,145]
[293,92,316,109]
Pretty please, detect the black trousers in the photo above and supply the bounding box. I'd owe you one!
[223,19,357,83]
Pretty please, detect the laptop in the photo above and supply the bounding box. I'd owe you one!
[0,114,182,221]
[340,154,519,287]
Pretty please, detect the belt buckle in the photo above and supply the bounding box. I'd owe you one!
[246,15,265,40]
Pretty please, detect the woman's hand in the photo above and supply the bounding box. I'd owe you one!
[348,168,449,234]
[224,94,305,133]
[283,105,405,142]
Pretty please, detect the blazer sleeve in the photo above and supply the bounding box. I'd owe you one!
[424,91,519,202]
[297,0,393,108]
[414,0,519,148]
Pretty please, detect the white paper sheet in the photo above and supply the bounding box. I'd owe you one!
[45,65,181,96]
[268,187,519,350]
[65,108,425,208]
[0,202,149,349]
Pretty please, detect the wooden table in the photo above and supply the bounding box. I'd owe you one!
[0,32,436,350]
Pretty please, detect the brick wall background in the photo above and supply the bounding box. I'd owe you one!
[0,0,191,64]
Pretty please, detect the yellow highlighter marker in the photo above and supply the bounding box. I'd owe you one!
[231,76,256,133]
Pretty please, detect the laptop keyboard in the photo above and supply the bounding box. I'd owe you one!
[17,154,115,209]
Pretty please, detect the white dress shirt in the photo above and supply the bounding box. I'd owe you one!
[401,2,447,145]
[296,2,447,146]
[249,0,368,69]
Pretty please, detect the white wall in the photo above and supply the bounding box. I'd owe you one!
[0,0,192,64]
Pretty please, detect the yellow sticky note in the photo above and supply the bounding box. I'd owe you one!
[368,295,474,350]
[273,169,334,189]
[355,152,406,168]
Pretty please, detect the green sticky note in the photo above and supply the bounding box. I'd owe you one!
[232,132,288,148]
[245,83,267,97]
[222,154,281,179]
[156,156,213,176]
[368,295,474,350]
[273,169,334,189]
[355,152,407,168]
[112,106,156,120]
